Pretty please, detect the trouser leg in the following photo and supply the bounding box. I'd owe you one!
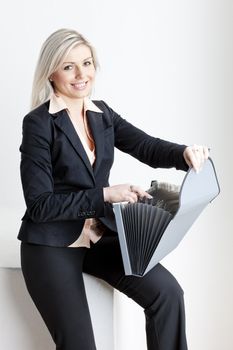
[142,266,187,350]
[21,242,96,350]
[83,234,188,350]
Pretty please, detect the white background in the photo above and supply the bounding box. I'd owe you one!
[0,0,232,349]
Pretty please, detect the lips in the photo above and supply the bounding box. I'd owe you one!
[71,81,88,90]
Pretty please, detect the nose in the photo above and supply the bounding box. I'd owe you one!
[74,64,85,79]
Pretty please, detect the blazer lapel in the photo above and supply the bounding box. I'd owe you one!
[86,110,104,174]
[53,110,95,181]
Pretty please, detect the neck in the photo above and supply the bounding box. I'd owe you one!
[60,95,85,116]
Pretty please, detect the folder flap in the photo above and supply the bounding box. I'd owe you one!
[145,158,220,274]
[178,158,220,210]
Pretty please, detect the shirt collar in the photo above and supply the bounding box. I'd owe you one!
[48,93,103,114]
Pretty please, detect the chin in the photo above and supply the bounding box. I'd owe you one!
[77,91,91,99]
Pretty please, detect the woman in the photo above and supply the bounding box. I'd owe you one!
[18,28,209,350]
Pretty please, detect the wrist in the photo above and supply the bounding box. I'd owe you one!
[103,187,110,202]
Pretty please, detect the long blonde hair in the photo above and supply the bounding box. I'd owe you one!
[31,28,99,110]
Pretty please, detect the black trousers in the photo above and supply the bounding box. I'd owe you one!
[21,233,188,350]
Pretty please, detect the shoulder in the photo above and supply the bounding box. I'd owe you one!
[92,100,117,114]
[23,101,51,123]
[22,102,53,139]
[91,100,122,126]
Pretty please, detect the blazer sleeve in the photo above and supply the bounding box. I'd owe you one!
[20,113,105,223]
[100,101,189,171]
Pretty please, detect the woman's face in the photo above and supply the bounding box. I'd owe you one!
[50,44,95,100]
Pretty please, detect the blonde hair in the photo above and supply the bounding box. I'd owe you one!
[31,28,99,110]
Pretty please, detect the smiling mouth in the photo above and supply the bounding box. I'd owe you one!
[71,81,88,90]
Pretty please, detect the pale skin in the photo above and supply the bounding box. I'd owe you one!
[50,44,209,205]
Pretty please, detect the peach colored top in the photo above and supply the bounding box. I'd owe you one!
[49,94,104,248]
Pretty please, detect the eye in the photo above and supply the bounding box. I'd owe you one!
[63,64,73,71]
[83,60,93,66]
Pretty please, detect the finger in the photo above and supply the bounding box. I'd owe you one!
[126,191,138,203]
[203,146,210,160]
[184,146,200,172]
[192,145,204,170]
[190,144,211,172]
[187,147,200,172]
[130,185,152,199]
[184,145,209,173]
[125,186,138,202]
[194,145,210,168]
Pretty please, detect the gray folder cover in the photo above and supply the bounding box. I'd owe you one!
[113,158,220,276]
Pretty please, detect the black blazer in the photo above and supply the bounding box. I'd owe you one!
[18,100,188,246]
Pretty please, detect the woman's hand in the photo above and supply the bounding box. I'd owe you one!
[183,144,209,172]
[103,184,152,204]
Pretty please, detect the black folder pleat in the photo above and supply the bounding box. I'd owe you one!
[121,203,172,276]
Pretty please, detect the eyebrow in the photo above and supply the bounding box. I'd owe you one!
[62,57,93,65]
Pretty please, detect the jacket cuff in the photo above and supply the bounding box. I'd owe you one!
[78,188,106,219]
[173,145,189,171]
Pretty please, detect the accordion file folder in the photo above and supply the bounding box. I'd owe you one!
[113,158,220,277]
